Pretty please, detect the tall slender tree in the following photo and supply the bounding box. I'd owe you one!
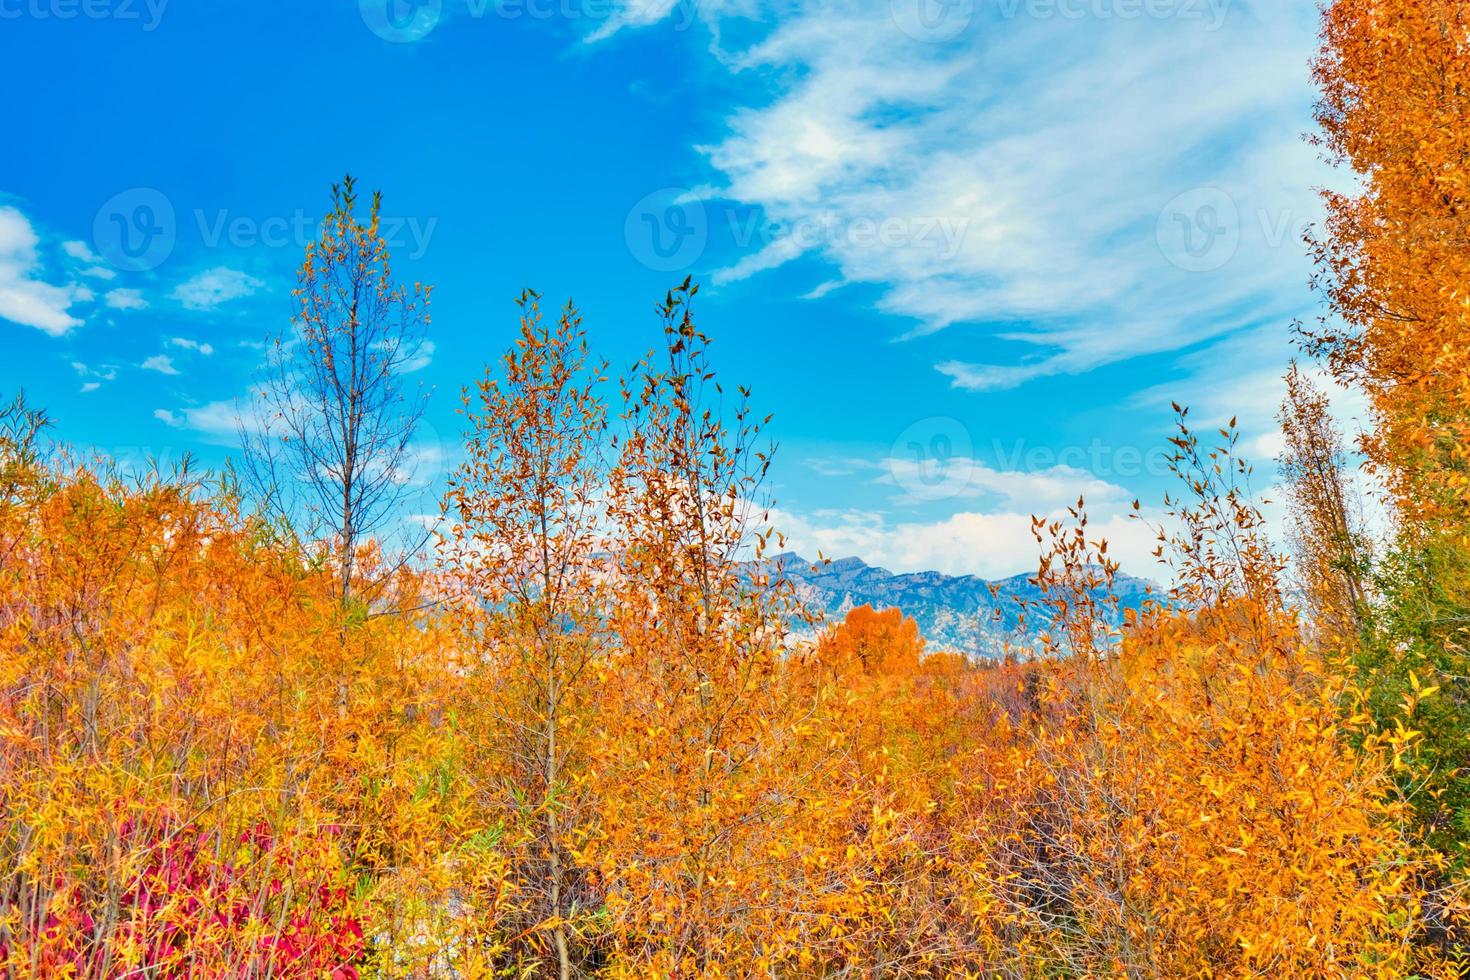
[242,175,433,612]
[1277,363,1371,648]
[441,291,607,978]
[592,279,816,973]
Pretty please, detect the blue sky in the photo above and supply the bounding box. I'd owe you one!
[0,0,1348,578]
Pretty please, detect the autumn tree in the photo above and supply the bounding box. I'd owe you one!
[0,435,467,976]
[242,174,433,612]
[966,416,1443,976]
[1306,0,1470,529]
[589,278,820,973]
[1277,363,1372,648]
[440,291,607,977]
[1307,0,1470,871]
[815,604,924,676]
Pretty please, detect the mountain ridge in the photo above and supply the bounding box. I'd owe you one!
[765,552,1154,658]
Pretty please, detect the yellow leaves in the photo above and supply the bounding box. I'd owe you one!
[1408,668,1440,701]
[5,260,1462,976]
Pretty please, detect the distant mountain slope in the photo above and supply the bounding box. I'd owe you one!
[767,553,1155,658]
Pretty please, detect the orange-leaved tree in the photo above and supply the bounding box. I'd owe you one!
[589,279,823,974]
[949,415,1445,976]
[1306,0,1470,529]
[441,290,608,977]
[1307,0,1470,874]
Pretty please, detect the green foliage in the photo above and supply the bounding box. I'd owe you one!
[1356,532,1470,862]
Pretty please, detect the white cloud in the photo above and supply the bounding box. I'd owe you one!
[934,360,1068,393]
[389,439,450,488]
[0,206,88,336]
[168,336,214,356]
[599,1,1330,389]
[141,354,180,375]
[399,339,435,373]
[783,440,1156,577]
[881,454,1130,509]
[1130,325,1374,460]
[104,288,147,310]
[171,267,264,311]
[807,447,1133,510]
[1124,324,1392,556]
[62,240,100,262]
[802,279,845,300]
[61,242,117,281]
[73,361,116,393]
[583,0,719,43]
[153,399,249,444]
[770,502,1163,580]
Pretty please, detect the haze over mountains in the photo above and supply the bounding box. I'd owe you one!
[770,553,1155,657]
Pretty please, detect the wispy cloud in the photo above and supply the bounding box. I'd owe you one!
[597,1,1329,390]
[879,454,1131,510]
[72,360,118,393]
[72,361,118,380]
[61,241,116,279]
[399,339,435,373]
[62,240,100,263]
[171,267,264,311]
[583,0,714,44]
[153,399,248,444]
[815,448,1132,510]
[1130,324,1374,464]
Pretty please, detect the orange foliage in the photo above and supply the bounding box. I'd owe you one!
[3,339,1459,976]
[1306,0,1470,529]
[0,448,481,976]
[13,30,1470,958]
[816,604,925,677]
